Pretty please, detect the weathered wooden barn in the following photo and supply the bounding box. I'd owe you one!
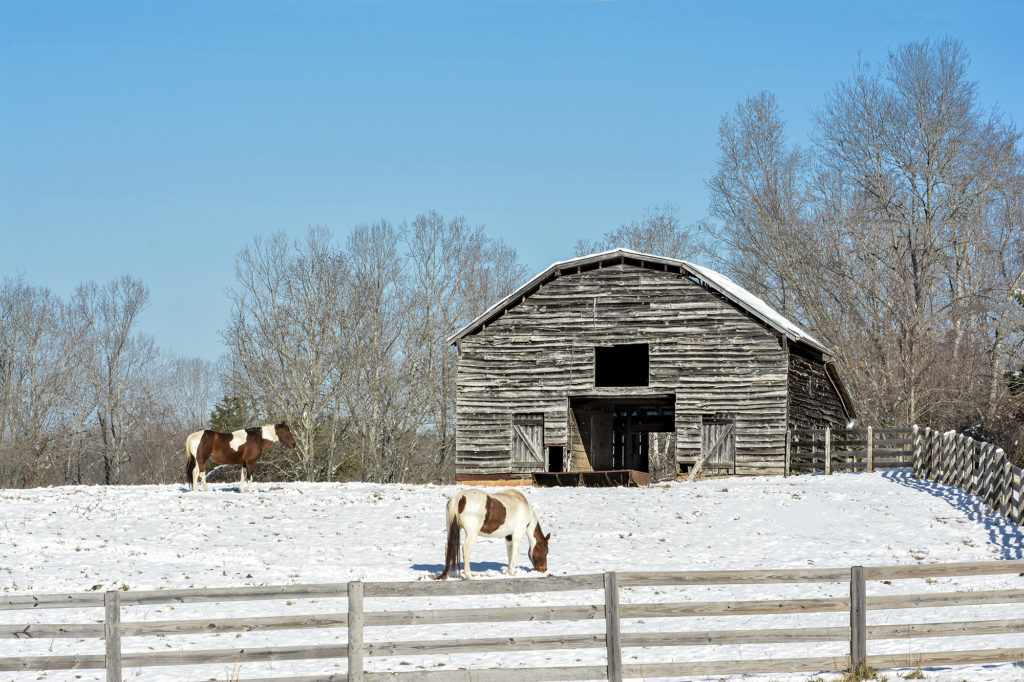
[448,249,855,483]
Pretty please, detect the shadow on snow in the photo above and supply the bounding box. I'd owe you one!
[883,468,1024,560]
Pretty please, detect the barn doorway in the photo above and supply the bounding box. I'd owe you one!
[569,395,675,473]
[511,413,545,474]
[700,415,736,475]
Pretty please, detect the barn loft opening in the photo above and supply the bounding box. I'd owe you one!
[594,343,649,387]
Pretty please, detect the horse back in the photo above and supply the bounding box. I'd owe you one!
[197,429,248,465]
[454,488,532,538]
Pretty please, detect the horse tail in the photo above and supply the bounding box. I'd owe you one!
[439,493,463,580]
[184,431,202,489]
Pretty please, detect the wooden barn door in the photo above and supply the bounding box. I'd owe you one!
[701,417,736,475]
[512,414,545,473]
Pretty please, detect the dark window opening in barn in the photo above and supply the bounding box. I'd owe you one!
[594,344,649,387]
[547,446,564,472]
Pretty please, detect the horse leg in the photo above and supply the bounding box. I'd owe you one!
[196,455,209,491]
[243,454,256,493]
[462,528,479,580]
[239,467,246,493]
[503,532,520,573]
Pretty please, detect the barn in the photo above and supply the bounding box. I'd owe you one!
[448,249,855,484]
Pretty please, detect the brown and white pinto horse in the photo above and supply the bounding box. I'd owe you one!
[438,489,550,580]
[184,423,296,492]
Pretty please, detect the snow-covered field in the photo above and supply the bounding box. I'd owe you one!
[2,469,1023,681]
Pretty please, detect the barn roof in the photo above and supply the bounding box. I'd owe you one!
[448,248,831,355]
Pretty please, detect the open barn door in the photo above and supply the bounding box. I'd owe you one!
[511,413,545,473]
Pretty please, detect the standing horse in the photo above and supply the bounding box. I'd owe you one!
[184,423,296,492]
[438,488,550,580]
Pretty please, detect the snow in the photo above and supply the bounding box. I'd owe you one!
[682,259,826,352]
[3,470,1024,681]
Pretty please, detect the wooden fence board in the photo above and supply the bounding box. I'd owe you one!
[866,647,1024,669]
[620,596,849,618]
[617,567,849,586]
[122,612,350,637]
[868,589,1024,610]
[863,559,1024,580]
[867,618,1024,640]
[364,604,604,627]
[0,653,106,672]
[1,622,103,638]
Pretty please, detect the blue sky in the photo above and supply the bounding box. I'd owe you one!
[2,0,1022,363]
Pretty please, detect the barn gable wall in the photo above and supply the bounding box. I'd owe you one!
[788,347,848,429]
[455,264,790,476]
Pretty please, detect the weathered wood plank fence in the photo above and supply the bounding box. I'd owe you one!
[786,426,914,476]
[4,559,1024,681]
[912,425,1022,524]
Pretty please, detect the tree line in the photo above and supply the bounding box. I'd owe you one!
[2,38,1022,488]
[0,212,525,487]
[702,38,1024,459]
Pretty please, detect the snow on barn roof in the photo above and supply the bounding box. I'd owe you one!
[448,248,830,354]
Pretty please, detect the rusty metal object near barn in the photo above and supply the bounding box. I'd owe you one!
[448,249,855,486]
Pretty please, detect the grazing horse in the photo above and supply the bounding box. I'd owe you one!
[438,488,550,580]
[184,423,296,492]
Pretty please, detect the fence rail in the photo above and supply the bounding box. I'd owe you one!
[4,560,1024,681]
[786,426,914,476]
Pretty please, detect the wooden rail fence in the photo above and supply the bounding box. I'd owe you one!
[4,560,1024,681]
[786,426,914,476]
[912,425,1023,525]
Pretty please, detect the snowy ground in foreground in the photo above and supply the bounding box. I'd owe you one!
[2,469,1023,681]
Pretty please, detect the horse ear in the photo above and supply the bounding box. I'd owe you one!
[545,532,552,541]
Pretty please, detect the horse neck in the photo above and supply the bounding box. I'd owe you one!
[525,514,541,549]
[260,424,279,443]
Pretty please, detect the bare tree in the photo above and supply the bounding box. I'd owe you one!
[0,278,79,486]
[403,211,529,477]
[62,276,156,485]
[706,39,1024,452]
[224,227,351,481]
[342,220,423,482]
[166,356,222,432]
[576,203,703,262]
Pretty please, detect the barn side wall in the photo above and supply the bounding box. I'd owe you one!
[787,347,848,430]
[455,263,790,477]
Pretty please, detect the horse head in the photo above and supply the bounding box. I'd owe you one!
[530,527,551,573]
[275,422,297,448]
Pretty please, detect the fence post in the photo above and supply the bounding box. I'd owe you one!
[911,425,919,476]
[866,426,874,474]
[1001,456,1012,520]
[966,438,974,491]
[850,566,866,671]
[940,432,952,484]
[348,581,364,682]
[104,591,122,682]
[824,428,832,475]
[784,429,791,477]
[603,571,622,682]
